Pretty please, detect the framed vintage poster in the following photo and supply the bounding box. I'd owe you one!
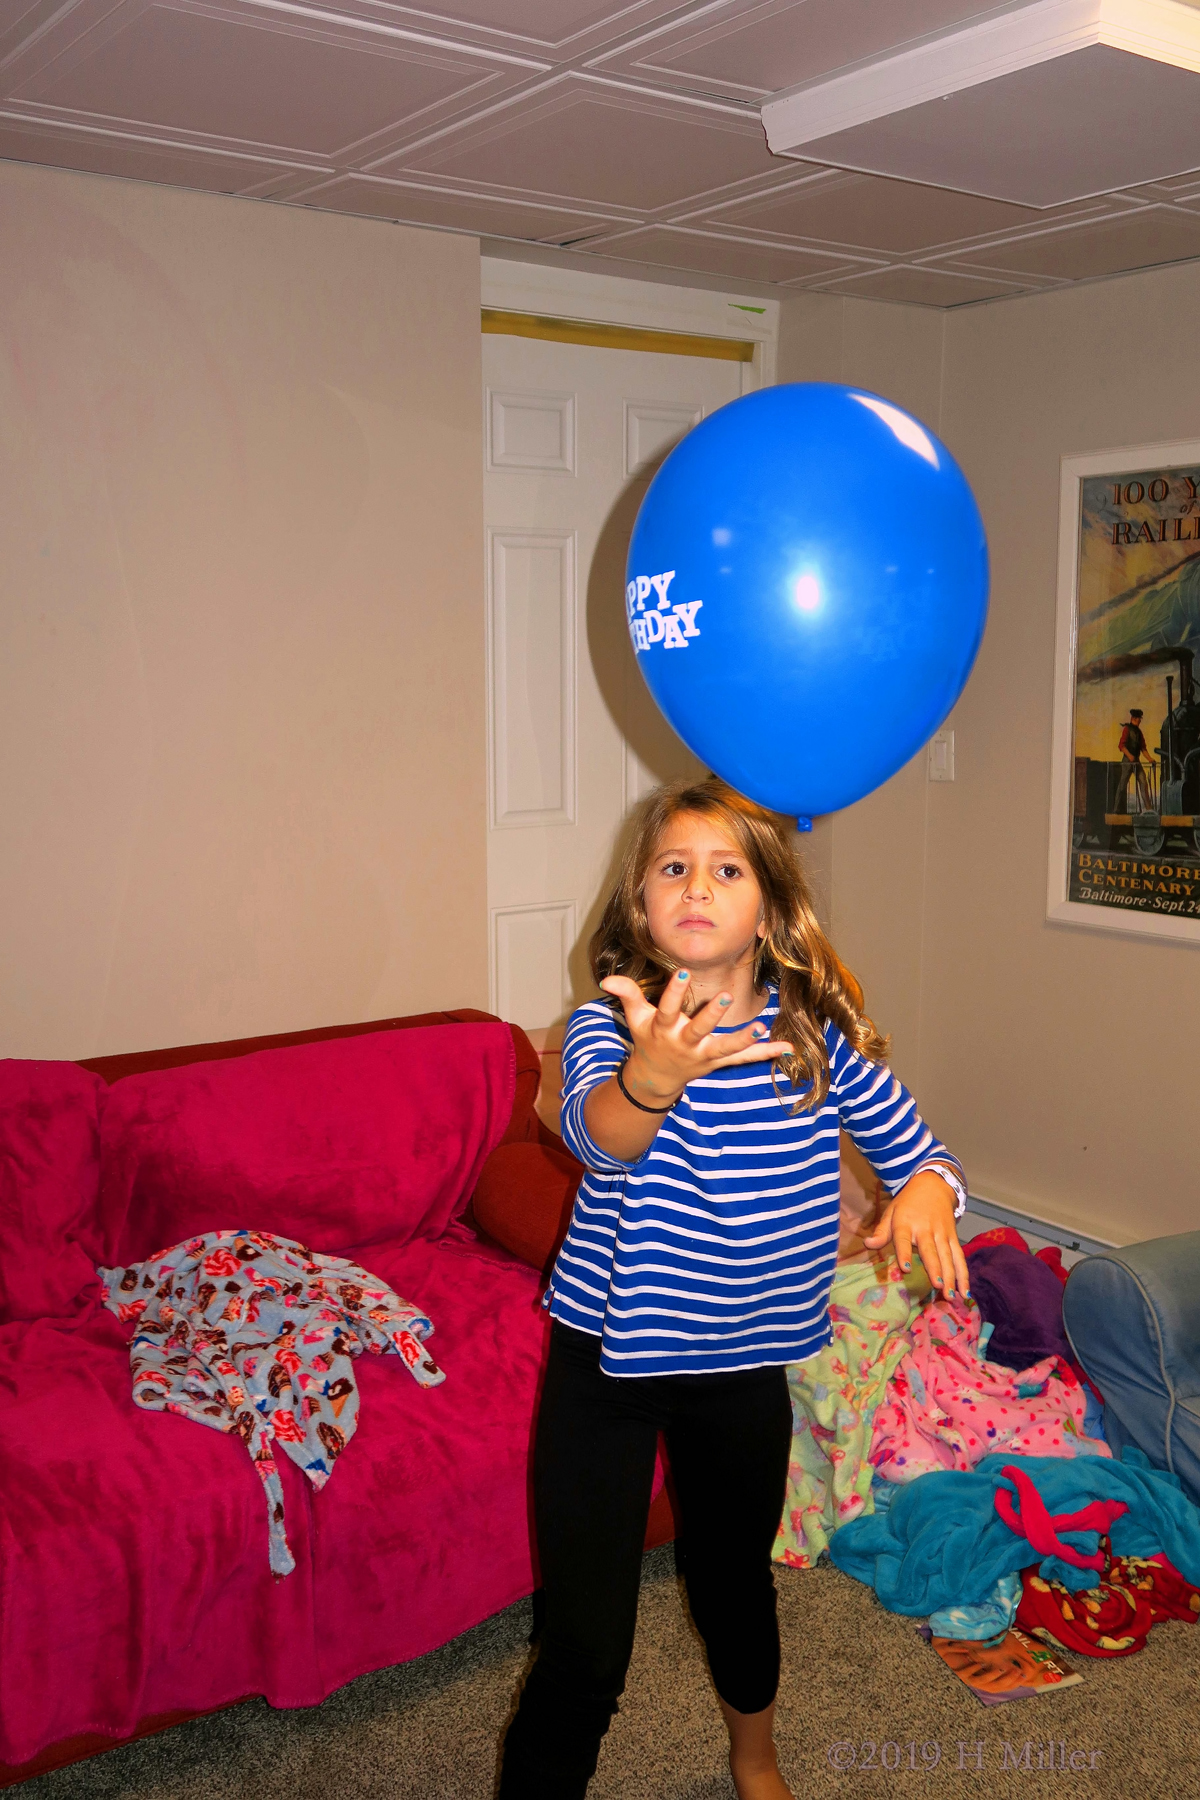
[1049,438,1200,944]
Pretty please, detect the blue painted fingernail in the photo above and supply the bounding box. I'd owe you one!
[719,996,732,1007]
[903,1261,911,1270]
[677,970,689,981]
[753,1024,767,1036]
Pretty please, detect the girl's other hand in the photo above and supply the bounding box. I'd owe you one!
[862,1168,970,1300]
[600,972,792,1103]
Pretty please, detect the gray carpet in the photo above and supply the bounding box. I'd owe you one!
[22,1548,1200,1800]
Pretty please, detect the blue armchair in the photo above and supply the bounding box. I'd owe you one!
[1063,1231,1200,1506]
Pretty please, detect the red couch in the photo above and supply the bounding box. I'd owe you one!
[0,1008,675,1788]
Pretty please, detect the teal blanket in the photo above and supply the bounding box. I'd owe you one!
[828,1448,1200,1613]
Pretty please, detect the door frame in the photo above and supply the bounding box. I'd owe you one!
[480,256,779,391]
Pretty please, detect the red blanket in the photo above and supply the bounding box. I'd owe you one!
[1,1023,548,1771]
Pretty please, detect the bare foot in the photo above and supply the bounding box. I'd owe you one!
[718,1697,794,1800]
[729,1756,796,1800]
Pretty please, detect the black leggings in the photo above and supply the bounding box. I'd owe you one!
[498,1321,793,1798]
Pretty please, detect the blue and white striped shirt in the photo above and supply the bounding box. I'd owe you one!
[545,984,962,1378]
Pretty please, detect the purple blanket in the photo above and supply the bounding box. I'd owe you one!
[965,1243,1073,1371]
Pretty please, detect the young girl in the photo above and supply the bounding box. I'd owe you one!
[498,777,969,1800]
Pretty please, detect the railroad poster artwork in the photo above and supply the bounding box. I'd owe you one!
[1050,439,1200,944]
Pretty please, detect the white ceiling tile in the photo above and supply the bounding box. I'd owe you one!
[0,109,318,189]
[289,172,628,239]
[816,264,1030,305]
[916,257,1066,289]
[0,0,85,64]
[340,0,696,54]
[575,223,872,282]
[688,169,1054,253]
[591,0,1000,99]
[950,205,1200,280]
[11,1,528,157]
[389,76,782,209]
[0,0,137,86]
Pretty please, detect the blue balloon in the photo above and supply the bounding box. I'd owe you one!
[625,382,989,820]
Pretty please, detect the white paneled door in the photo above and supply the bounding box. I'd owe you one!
[484,329,743,1033]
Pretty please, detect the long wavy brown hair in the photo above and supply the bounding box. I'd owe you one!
[590,775,888,1110]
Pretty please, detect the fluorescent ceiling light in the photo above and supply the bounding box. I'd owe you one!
[761,0,1200,207]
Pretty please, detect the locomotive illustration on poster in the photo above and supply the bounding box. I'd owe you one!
[1050,441,1200,944]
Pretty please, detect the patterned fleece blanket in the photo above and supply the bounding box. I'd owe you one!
[868,1292,1109,1482]
[99,1227,445,1575]
[773,1251,926,1569]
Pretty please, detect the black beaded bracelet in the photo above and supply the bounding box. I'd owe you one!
[615,1056,679,1115]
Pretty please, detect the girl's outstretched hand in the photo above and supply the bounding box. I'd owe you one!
[863,1167,971,1301]
[601,970,793,1105]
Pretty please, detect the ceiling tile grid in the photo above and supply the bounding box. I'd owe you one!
[5,0,1200,305]
[583,0,999,102]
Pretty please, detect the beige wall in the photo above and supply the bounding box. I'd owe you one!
[0,160,487,1059]
[7,149,1195,1239]
[931,264,1200,1244]
[778,294,944,1089]
[781,265,1200,1244]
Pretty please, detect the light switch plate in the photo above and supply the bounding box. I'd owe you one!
[928,729,955,782]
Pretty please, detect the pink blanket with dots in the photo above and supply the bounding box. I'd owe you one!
[869,1292,1111,1482]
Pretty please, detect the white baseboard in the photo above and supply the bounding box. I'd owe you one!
[965,1191,1119,1257]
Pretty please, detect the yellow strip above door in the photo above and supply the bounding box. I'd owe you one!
[481,308,756,363]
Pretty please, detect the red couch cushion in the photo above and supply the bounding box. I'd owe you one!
[96,1022,515,1266]
[0,1062,106,1325]
[472,1140,583,1275]
[80,1008,543,1151]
